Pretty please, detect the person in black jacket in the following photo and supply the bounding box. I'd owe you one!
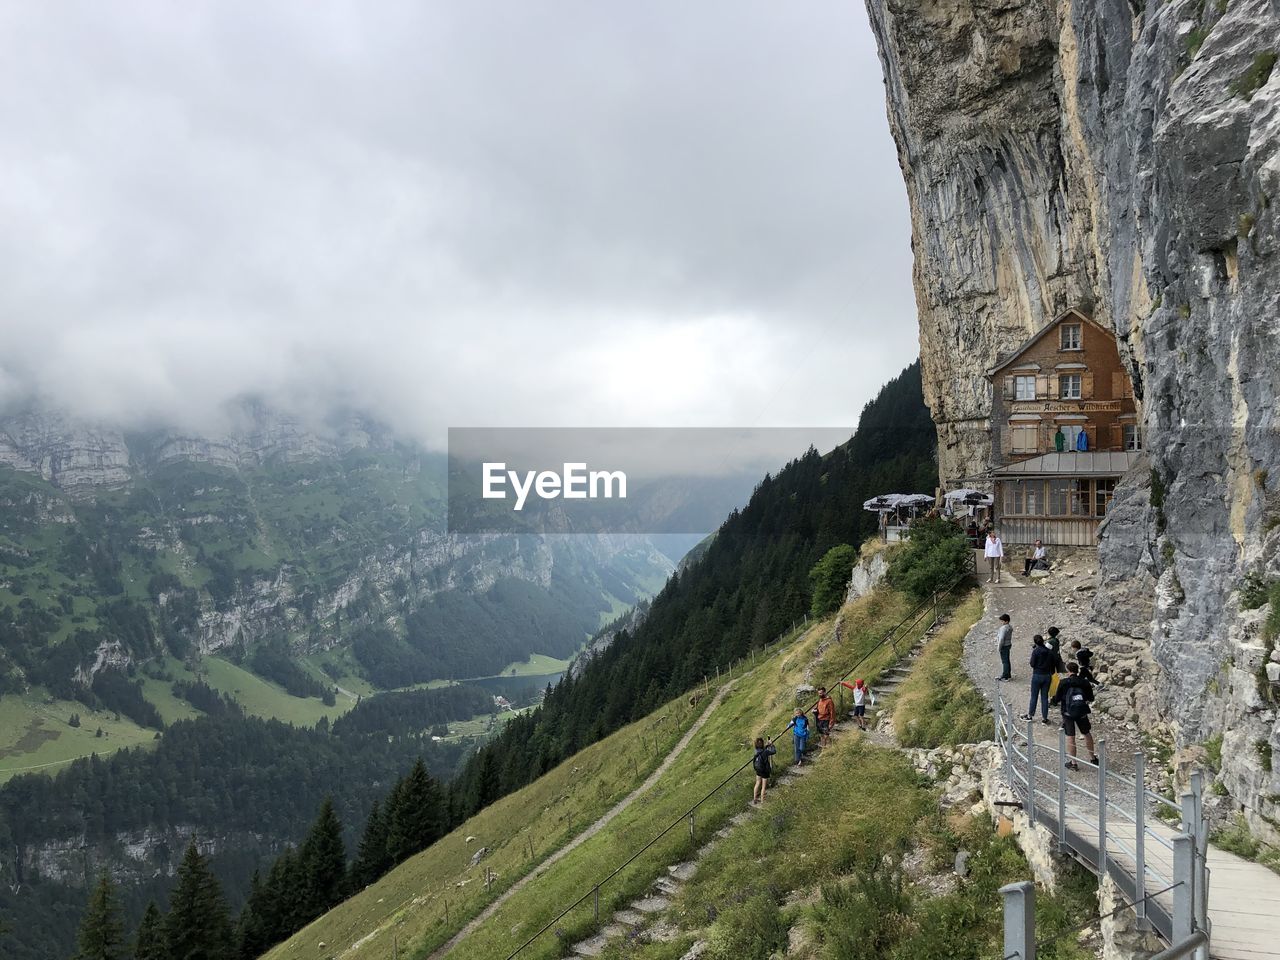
[751,737,777,805]
[1020,635,1055,723]
[1051,663,1097,770]
[1070,640,1098,685]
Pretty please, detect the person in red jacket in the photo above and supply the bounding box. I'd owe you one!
[815,687,836,746]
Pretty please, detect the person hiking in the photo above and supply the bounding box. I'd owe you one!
[1045,625,1066,698]
[751,737,777,804]
[846,679,871,730]
[1051,662,1097,771]
[789,708,809,765]
[1070,640,1099,685]
[984,530,1004,583]
[1020,635,1055,724]
[1023,539,1047,576]
[815,687,836,746]
[996,613,1013,681]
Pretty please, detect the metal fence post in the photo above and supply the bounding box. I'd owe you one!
[1000,880,1036,960]
[1188,771,1210,959]
[1097,740,1108,874]
[1172,834,1194,942]
[1025,717,1036,822]
[1135,751,1148,929]
[1057,728,1067,844]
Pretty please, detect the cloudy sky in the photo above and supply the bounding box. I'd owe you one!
[0,0,917,447]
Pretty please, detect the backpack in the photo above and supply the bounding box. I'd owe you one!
[752,749,771,777]
[1064,685,1089,720]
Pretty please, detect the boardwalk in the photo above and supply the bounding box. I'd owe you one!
[997,700,1280,959]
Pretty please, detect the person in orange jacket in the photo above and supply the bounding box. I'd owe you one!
[815,687,836,746]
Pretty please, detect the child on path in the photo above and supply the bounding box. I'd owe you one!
[751,737,777,804]
[996,613,1013,681]
[815,687,836,745]
[790,708,809,764]
[1070,640,1099,684]
[849,679,870,730]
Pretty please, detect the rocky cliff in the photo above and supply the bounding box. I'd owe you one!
[866,0,1279,837]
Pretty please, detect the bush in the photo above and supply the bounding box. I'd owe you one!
[809,544,857,617]
[704,893,788,960]
[886,518,971,602]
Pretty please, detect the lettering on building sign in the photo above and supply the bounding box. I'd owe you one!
[1034,401,1122,413]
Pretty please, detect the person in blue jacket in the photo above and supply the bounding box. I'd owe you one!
[790,708,809,765]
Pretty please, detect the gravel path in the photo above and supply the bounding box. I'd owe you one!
[960,549,1151,783]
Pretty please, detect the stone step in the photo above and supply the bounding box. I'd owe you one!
[613,909,646,927]
[668,861,698,882]
[654,876,682,896]
[572,934,608,957]
[631,895,671,914]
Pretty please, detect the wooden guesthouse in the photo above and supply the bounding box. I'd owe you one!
[987,308,1143,546]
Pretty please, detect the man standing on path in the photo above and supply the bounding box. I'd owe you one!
[815,687,836,746]
[1021,635,1056,724]
[996,614,1013,681]
[984,530,1004,583]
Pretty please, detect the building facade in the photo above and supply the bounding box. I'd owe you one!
[987,308,1143,546]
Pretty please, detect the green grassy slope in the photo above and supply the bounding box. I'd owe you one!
[265,586,966,960]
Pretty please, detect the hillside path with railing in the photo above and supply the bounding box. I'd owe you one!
[972,566,1280,959]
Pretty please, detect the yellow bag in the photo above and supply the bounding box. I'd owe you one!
[1048,673,1061,698]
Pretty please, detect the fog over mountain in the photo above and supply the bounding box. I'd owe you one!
[0,0,916,445]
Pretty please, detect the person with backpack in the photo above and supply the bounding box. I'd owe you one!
[1051,662,1097,770]
[1020,635,1056,724]
[1070,640,1098,685]
[789,708,809,765]
[815,687,836,745]
[1045,626,1066,698]
[996,613,1013,681]
[751,737,777,804]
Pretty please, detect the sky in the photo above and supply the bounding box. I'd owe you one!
[0,0,918,449]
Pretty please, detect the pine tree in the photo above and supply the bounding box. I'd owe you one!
[385,759,445,863]
[74,871,127,960]
[298,797,346,919]
[235,871,270,960]
[350,798,391,889]
[165,842,234,960]
[262,847,302,944]
[133,902,166,960]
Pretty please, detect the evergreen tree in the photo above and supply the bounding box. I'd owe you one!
[235,871,270,960]
[262,847,302,944]
[74,872,127,960]
[809,544,857,617]
[298,797,346,919]
[133,902,166,960]
[165,842,234,960]
[350,798,391,889]
[385,758,445,863]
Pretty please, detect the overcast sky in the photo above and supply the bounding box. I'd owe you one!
[0,0,917,447]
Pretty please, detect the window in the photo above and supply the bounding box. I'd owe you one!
[1059,374,1082,399]
[1009,422,1039,454]
[1095,478,1117,516]
[1124,424,1142,451]
[1054,423,1085,450]
[1014,375,1036,401]
[1048,479,1089,516]
[1003,480,1043,516]
[1060,323,1082,350]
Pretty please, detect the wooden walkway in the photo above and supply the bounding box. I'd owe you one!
[999,704,1280,958]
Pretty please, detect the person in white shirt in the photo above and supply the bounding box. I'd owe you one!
[1024,539,1048,577]
[984,531,1004,583]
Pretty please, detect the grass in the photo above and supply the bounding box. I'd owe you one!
[265,586,964,960]
[1230,51,1277,100]
[198,657,354,726]
[0,688,159,782]
[493,653,573,678]
[892,590,988,748]
[1212,814,1280,874]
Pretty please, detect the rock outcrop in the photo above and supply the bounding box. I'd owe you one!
[866,0,1280,837]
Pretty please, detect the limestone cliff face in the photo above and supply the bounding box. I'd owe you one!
[867,0,1279,833]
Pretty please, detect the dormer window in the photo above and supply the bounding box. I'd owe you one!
[1060,323,1082,350]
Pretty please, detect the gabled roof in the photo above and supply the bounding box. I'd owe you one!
[986,308,1116,377]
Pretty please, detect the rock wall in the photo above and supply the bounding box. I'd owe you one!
[866,0,1280,836]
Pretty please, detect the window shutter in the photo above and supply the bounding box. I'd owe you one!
[1048,376,1059,399]
[1085,424,1097,450]
[1082,372,1094,399]
[1036,374,1049,399]
[1110,423,1123,450]
[1002,376,1015,400]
